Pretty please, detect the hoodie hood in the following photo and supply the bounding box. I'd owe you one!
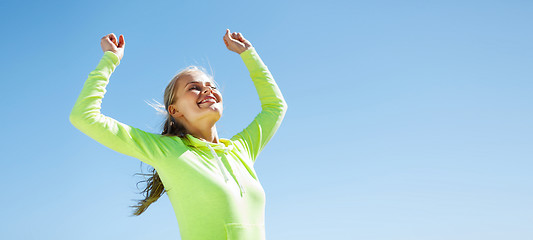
[183,133,235,152]
[183,134,246,197]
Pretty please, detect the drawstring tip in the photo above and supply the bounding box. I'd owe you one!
[239,185,246,197]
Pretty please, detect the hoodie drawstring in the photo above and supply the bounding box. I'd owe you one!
[206,143,246,197]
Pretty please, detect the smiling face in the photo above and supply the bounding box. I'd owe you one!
[168,71,223,128]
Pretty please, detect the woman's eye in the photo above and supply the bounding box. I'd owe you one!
[189,85,216,91]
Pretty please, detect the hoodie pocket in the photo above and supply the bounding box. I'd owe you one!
[224,223,265,240]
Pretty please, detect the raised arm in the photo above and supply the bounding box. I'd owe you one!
[224,30,288,165]
[69,34,180,167]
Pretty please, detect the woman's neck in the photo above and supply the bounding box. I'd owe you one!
[188,124,219,144]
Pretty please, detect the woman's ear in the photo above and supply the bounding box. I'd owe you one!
[168,105,183,117]
[168,105,174,114]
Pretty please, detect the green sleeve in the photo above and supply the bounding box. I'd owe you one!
[69,51,178,167]
[231,47,288,165]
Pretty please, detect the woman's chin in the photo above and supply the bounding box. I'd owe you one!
[204,108,223,119]
[195,103,223,120]
[204,103,222,113]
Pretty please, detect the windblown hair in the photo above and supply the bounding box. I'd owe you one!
[131,65,217,216]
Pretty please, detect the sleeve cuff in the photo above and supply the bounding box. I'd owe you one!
[240,47,267,72]
[103,51,120,66]
[239,47,256,60]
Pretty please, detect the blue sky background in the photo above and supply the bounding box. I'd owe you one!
[1,0,532,239]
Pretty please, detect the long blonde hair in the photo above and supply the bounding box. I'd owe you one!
[131,65,217,216]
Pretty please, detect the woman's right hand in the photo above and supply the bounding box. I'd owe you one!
[101,33,125,60]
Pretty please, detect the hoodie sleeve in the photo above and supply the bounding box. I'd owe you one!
[69,51,178,167]
[231,47,288,165]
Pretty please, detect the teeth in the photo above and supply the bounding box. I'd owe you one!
[199,98,215,104]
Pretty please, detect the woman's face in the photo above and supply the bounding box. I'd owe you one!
[168,71,223,126]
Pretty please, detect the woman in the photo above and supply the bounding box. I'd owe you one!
[69,29,287,240]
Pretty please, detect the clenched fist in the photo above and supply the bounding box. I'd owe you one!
[223,29,253,54]
[101,33,125,60]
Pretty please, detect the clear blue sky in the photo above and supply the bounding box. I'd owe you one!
[1,0,532,239]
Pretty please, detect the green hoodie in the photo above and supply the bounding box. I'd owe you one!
[69,47,287,240]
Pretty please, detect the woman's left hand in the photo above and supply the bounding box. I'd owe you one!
[223,29,253,54]
[101,33,125,60]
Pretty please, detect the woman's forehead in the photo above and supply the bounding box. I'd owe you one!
[178,72,214,88]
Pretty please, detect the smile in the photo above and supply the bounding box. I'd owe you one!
[198,96,217,105]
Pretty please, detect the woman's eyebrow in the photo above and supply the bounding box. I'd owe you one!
[185,81,213,87]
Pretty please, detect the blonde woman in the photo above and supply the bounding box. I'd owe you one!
[69,29,287,239]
